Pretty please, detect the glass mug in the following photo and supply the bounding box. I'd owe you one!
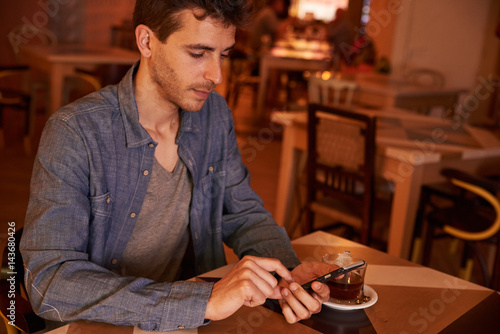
[322,252,367,304]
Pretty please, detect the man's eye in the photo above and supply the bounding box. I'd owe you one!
[190,53,204,58]
[221,54,229,60]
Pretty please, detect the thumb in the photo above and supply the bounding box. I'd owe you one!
[269,285,284,300]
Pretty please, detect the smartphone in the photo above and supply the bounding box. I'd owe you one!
[301,260,366,290]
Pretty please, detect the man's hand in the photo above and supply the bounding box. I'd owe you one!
[204,255,294,321]
[279,262,337,324]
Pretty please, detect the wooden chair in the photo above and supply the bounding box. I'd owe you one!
[225,52,260,110]
[0,66,36,155]
[307,73,358,107]
[223,27,259,111]
[0,64,113,153]
[412,168,500,289]
[400,68,454,117]
[0,26,57,154]
[0,228,45,333]
[64,21,135,104]
[303,103,379,245]
[110,21,137,51]
[64,64,131,105]
[404,68,445,89]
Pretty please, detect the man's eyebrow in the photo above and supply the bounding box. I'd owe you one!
[186,43,235,52]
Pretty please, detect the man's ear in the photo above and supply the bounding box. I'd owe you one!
[135,24,152,58]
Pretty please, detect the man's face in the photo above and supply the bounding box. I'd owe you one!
[148,9,235,112]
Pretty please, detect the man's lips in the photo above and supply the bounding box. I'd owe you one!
[192,83,215,100]
[191,85,215,99]
[193,89,211,99]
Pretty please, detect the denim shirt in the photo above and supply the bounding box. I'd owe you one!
[20,63,300,332]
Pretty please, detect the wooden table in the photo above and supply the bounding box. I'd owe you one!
[19,44,139,113]
[347,72,465,113]
[256,39,332,120]
[256,44,465,123]
[45,231,500,333]
[271,108,500,259]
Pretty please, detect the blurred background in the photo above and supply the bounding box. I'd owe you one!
[1,0,499,124]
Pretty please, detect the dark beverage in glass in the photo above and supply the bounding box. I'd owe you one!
[327,270,364,300]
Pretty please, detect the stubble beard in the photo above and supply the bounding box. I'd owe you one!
[151,58,215,113]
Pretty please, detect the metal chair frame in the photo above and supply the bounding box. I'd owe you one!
[412,168,500,289]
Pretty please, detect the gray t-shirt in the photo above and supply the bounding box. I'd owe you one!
[119,158,193,282]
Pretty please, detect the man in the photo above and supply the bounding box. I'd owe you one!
[250,0,291,54]
[327,8,355,67]
[20,0,333,332]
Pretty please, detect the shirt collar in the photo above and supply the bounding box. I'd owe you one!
[117,62,200,148]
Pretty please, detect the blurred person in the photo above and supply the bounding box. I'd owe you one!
[250,0,292,54]
[327,8,355,68]
[20,0,334,332]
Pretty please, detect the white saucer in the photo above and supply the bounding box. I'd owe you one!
[323,285,378,310]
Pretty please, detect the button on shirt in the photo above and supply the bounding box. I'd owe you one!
[20,62,300,332]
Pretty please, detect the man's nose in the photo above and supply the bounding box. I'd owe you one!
[204,57,223,86]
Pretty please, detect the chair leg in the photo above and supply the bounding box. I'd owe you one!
[360,204,373,246]
[411,189,432,263]
[486,243,496,280]
[459,243,473,280]
[1,314,19,334]
[0,106,4,149]
[0,130,4,150]
[468,242,491,288]
[288,177,307,237]
[448,238,460,255]
[411,238,423,264]
[225,81,232,103]
[491,239,500,291]
[23,97,35,156]
[230,82,241,110]
[359,222,370,245]
[422,224,435,267]
[303,208,314,235]
[459,257,474,282]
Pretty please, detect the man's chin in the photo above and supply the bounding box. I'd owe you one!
[181,100,207,113]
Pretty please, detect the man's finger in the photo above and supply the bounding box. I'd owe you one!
[241,256,294,283]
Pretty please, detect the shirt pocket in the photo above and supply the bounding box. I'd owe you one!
[201,160,226,196]
[200,160,226,236]
[89,192,113,219]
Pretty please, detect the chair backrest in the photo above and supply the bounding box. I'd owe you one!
[110,22,137,51]
[308,74,358,106]
[306,103,377,243]
[400,68,454,117]
[8,25,58,57]
[440,168,500,241]
[87,64,131,88]
[404,68,445,89]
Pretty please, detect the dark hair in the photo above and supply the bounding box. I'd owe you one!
[133,0,255,42]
